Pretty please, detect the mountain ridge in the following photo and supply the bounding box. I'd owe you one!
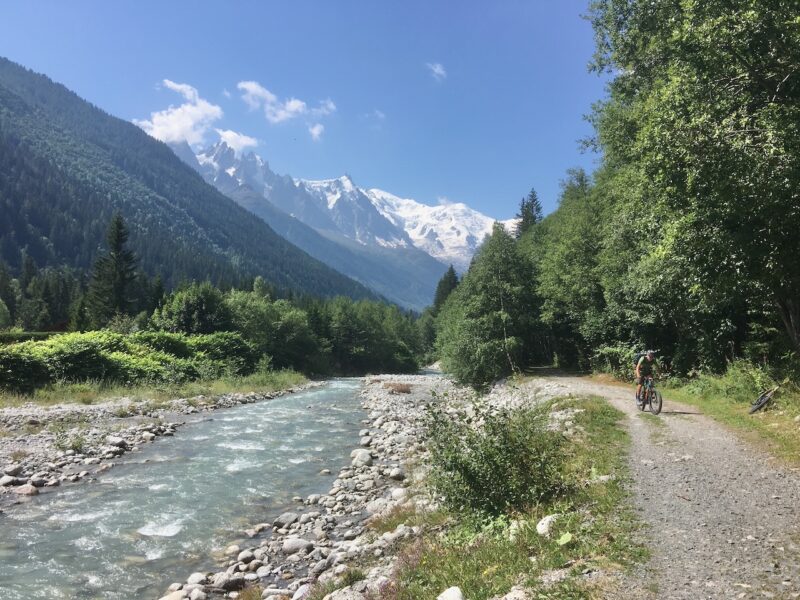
[0,56,376,300]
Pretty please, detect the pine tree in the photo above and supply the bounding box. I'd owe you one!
[86,215,137,327]
[149,274,165,312]
[432,265,459,314]
[515,188,543,238]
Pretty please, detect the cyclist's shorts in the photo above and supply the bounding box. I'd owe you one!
[636,376,648,385]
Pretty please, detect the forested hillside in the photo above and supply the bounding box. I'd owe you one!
[434,0,800,387]
[0,57,375,300]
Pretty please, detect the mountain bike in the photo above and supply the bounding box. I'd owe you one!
[636,376,662,415]
[749,384,781,414]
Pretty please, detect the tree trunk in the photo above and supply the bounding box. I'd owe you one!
[775,296,800,353]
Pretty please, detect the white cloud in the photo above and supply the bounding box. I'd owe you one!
[372,109,386,120]
[134,79,222,146]
[222,88,231,99]
[312,98,337,117]
[308,123,325,141]
[237,80,336,131]
[215,129,258,154]
[437,196,453,206]
[237,80,336,125]
[426,62,447,82]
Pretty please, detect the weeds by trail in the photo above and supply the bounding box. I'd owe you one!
[382,396,646,599]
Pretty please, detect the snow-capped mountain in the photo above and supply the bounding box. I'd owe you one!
[366,188,516,272]
[297,176,412,249]
[172,140,512,308]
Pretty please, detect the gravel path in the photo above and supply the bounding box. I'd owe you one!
[537,375,800,600]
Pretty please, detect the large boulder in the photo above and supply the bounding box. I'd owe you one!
[350,449,373,468]
[274,512,299,528]
[283,538,313,554]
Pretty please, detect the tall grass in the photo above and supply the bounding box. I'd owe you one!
[0,368,307,408]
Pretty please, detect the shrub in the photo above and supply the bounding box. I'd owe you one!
[131,331,193,358]
[683,360,777,404]
[425,404,565,517]
[186,332,258,375]
[590,344,636,379]
[0,346,50,392]
[151,281,233,334]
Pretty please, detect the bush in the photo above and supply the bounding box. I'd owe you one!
[683,360,776,404]
[0,331,57,345]
[186,332,258,375]
[131,331,193,358]
[0,346,50,392]
[590,344,636,379]
[426,404,565,516]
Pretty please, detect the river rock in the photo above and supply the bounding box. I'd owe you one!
[536,514,560,537]
[437,587,465,600]
[13,483,39,496]
[0,475,16,486]
[283,538,313,554]
[188,590,207,600]
[105,435,128,448]
[237,549,255,563]
[323,588,366,600]
[158,591,186,600]
[4,463,23,476]
[274,512,299,528]
[186,572,207,585]
[388,467,405,480]
[211,571,245,591]
[292,583,313,599]
[350,449,372,467]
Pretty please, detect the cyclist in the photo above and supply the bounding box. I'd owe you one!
[635,350,659,404]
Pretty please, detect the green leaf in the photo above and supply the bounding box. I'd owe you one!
[557,532,573,546]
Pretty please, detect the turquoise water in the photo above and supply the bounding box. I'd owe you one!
[0,379,364,599]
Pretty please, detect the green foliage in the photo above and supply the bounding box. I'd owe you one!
[437,224,539,387]
[681,360,776,406]
[185,332,258,376]
[432,265,459,315]
[151,282,233,334]
[0,330,252,393]
[426,403,565,516]
[591,344,637,380]
[0,298,10,329]
[86,214,138,327]
[515,187,543,238]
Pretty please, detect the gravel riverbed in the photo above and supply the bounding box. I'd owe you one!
[158,373,574,600]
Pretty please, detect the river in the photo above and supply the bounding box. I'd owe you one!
[0,379,364,599]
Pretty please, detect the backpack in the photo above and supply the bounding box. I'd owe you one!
[632,351,644,367]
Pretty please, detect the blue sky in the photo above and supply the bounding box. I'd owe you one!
[0,1,607,219]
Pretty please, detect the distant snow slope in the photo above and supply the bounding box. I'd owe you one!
[366,188,516,272]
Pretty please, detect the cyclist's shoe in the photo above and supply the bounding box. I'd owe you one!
[635,393,643,408]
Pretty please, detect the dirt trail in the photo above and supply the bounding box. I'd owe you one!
[535,375,800,599]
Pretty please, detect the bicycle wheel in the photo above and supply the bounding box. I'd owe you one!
[749,389,774,414]
[650,390,662,415]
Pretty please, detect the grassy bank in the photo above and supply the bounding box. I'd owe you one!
[661,364,800,465]
[375,397,644,599]
[0,368,307,409]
